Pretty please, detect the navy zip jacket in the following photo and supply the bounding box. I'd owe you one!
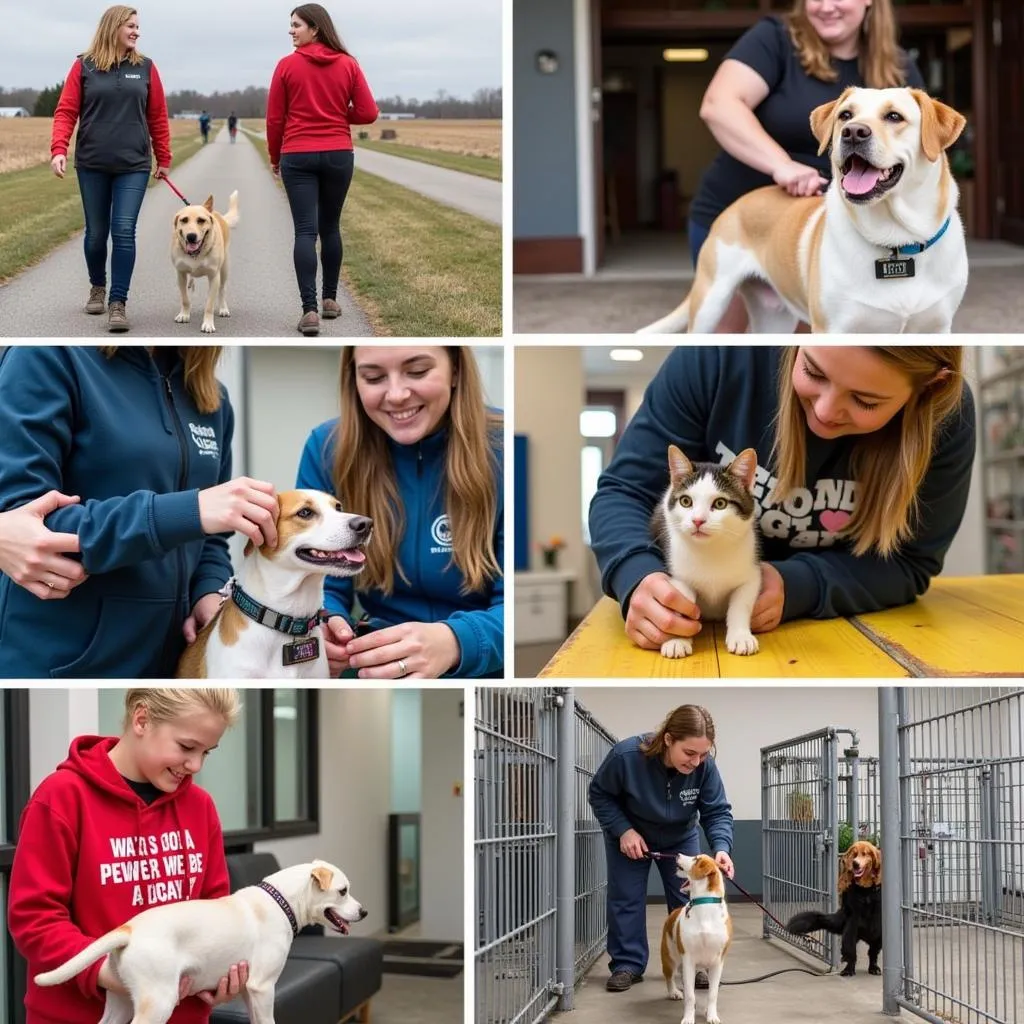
[297,416,504,678]
[589,346,975,623]
[589,735,734,854]
[0,347,233,679]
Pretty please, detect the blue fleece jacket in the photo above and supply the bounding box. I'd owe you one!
[590,346,975,622]
[589,735,734,854]
[296,417,504,678]
[0,347,233,678]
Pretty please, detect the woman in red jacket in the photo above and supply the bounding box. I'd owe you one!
[8,689,248,1024]
[267,4,379,336]
[50,5,172,333]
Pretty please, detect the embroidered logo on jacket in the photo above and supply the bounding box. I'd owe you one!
[124,74,142,79]
[678,787,700,803]
[715,441,856,549]
[430,514,452,554]
[189,422,220,459]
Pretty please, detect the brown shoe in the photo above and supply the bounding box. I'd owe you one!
[321,298,342,319]
[85,286,106,315]
[606,970,643,992]
[297,311,320,336]
[107,301,129,332]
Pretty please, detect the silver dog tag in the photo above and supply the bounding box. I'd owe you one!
[875,256,914,280]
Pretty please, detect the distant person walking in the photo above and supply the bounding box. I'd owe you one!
[267,3,379,336]
[50,4,171,333]
[228,111,239,143]
[199,109,212,144]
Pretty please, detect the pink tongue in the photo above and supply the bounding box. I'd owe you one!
[342,549,366,563]
[843,159,882,195]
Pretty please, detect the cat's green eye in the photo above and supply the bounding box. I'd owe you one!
[712,498,728,510]
[679,496,693,508]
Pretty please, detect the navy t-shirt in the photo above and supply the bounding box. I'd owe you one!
[690,17,925,228]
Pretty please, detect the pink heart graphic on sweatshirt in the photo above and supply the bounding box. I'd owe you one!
[820,510,851,533]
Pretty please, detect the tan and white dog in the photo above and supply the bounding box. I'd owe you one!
[639,87,967,334]
[171,191,239,333]
[35,860,365,1024]
[661,853,733,1024]
[176,489,372,679]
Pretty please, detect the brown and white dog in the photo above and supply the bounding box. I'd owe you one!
[171,191,239,333]
[639,88,967,334]
[661,854,733,1024]
[176,489,372,678]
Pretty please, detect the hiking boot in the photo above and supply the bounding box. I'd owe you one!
[695,970,709,989]
[606,970,643,992]
[107,301,129,333]
[321,298,342,319]
[297,310,320,336]
[85,286,106,315]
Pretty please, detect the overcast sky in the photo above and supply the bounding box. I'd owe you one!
[0,1,500,99]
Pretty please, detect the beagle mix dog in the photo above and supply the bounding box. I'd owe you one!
[35,860,366,1024]
[661,853,733,1024]
[639,88,967,334]
[176,489,372,679]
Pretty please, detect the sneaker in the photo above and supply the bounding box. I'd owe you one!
[606,970,643,992]
[321,298,342,319]
[107,301,129,332]
[85,286,106,315]
[297,310,320,336]
[695,970,709,989]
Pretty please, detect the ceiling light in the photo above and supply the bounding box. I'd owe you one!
[610,348,644,362]
[663,48,709,62]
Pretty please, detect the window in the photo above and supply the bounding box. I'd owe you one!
[274,689,313,824]
[581,390,626,545]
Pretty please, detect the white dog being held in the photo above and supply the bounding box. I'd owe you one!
[639,87,967,334]
[661,853,733,1024]
[176,489,373,679]
[35,860,366,1024]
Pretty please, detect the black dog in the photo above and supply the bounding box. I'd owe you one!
[786,841,882,977]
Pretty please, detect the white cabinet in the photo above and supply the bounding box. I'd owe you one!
[514,571,575,644]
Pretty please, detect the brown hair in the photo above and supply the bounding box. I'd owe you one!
[772,346,965,558]
[291,4,350,54]
[83,6,145,71]
[641,705,717,760]
[331,347,502,595]
[785,0,906,88]
[102,347,224,414]
[123,688,241,730]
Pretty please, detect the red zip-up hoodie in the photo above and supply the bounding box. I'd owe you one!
[8,736,229,1024]
[266,41,379,165]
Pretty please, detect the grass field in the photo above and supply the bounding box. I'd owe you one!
[0,118,210,282]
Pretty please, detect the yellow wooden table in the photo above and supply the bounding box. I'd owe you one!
[538,576,1024,679]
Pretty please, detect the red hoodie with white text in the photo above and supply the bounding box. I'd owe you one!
[266,41,379,165]
[7,736,229,1024]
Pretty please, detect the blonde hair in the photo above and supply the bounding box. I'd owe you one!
[330,347,502,595]
[785,0,906,88]
[641,705,717,760]
[772,346,965,558]
[123,688,241,730]
[102,347,224,414]
[83,6,145,72]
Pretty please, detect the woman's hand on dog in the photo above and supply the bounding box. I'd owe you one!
[345,621,460,679]
[715,851,735,879]
[0,490,88,599]
[751,563,785,633]
[619,828,649,860]
[626,572,701,650]
[772,159,829,197]
[198,477,279,549]
[324,615,355,675]
[183,592,225,644]
[51,155,67,179]
[178,962,249,1005]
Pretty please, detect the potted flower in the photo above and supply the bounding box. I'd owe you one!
[538,536,566,569]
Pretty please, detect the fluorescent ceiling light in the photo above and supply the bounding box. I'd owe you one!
[664,48,709,62]
[610,348,644,362]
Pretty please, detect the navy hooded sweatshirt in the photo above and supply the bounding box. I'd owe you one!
[0,347,233,678]
[589,346,975,623]
[297,416,504,678]
[589,735,734,854]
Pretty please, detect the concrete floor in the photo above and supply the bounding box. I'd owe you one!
[370,973,463,1024]
[514,234,1024,334]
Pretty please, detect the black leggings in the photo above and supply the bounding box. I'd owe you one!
[280,150,355,312]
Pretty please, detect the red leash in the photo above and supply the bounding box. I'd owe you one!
[162,174,190,206]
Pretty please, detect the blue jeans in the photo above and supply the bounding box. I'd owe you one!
[280,150,355,312]
[76,169,149,303]
[605,829,700,976]
[688,218,711,270]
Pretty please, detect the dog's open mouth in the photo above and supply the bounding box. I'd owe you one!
[841,154,903,202]
[297,546,367,569]
[182,235,207,257]
[324,909,351,935]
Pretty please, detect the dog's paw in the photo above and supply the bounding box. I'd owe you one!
[174,309,191,323]
[681,1014,696,1024]
[661,637,692,659]
[726,630,758,656]
[868,965,881,976]
[217,306,231,318]
[666,986,683,1001]
[706,1014,722,1024]
[840,965,856,977]
[200,319,217,334]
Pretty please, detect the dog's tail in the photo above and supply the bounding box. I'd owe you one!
[786,909,846,936]
[636,295,690,334]
[34,926,132,986]
[224,189,240,228]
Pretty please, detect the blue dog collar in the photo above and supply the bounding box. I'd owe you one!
[230,580,323,637]
[895,215,951,257]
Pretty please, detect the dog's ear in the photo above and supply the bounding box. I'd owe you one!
[911,90,966,162]
[810,86,854,156]
[871,845,883,886]
[310,865,334,891]
[203,194,215,212]
[244,539,254,558]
